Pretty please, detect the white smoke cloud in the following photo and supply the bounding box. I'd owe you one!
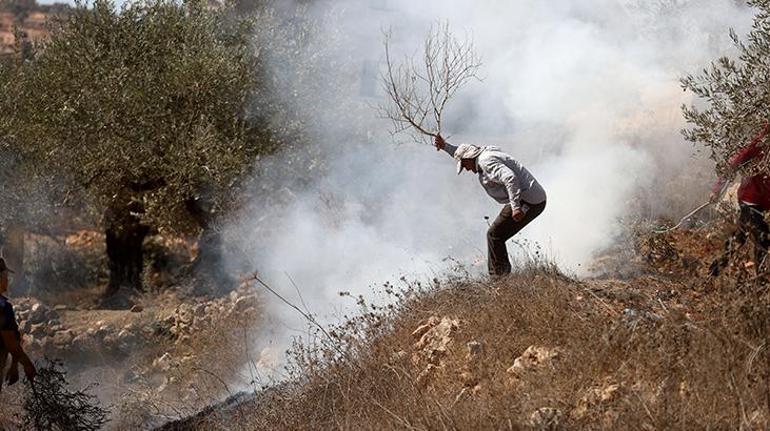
[227,0,755,366]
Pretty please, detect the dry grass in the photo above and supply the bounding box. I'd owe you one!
[177,255,770,430]
[5,223,769,430]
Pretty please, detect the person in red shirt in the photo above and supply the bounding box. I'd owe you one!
[709,123,770,276]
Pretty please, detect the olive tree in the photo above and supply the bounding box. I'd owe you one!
[0,0,271,297]
[1,48,72,287]
[681,1,770,176]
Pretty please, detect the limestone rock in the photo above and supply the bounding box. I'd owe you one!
[411,316,440,340]
[257,347,282,369]
[29,323,47,336]
[95,324,111,339]
[507,345,560,379]
[415,364,438,388]
[52,329,74,347]
[571,380,624,421]
[153,353,174,371]
[529,407,563,430]
[24,302,57,325]
[414,317,459,362]
[466,340,483,360]
[232,295,258,313]
[71,334,94,351]
[114,329,137,351]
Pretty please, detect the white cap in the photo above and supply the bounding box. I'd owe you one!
[453,144,483,174]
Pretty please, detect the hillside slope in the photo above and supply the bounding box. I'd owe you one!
[159,227,770,430]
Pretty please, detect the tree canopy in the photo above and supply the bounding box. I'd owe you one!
[0,0,271,235]
[0,0,284,295]
[681,0,770,176]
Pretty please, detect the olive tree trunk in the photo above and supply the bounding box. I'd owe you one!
[103,201,149,297]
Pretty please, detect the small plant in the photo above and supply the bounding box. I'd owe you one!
[22,359,109,431]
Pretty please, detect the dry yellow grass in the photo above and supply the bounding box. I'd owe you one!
[169,255,770,430]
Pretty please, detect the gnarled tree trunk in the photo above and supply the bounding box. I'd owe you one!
[104,199,149,298]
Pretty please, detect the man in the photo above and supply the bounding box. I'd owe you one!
[0,257,35,392]
[434,135,547,276]
[709,123,770,276]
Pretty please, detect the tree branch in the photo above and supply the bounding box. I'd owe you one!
[379,23,481,144]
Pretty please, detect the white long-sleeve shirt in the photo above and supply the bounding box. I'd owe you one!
[444,143,546,211]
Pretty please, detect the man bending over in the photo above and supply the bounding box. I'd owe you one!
[435,135,547,276]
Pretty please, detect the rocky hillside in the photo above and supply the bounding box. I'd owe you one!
[0,275,267,430]
[157,224,770,430]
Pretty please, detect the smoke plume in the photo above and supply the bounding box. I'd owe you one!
[228,0,755,368]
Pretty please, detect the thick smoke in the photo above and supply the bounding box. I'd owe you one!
[228,0,755,366]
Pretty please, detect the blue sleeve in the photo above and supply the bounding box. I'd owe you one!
[442,143,458,158]
[0,303,17,332]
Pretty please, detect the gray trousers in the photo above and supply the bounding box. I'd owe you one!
[487,201,546,275]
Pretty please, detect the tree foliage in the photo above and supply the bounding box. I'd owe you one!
[0,0,269,234]
[681,0,770,176]
[0,54,68,234]
[0,0,353,295]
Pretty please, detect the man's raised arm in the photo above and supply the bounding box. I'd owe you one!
[434,135,457,157]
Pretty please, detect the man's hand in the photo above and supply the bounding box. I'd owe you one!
[512,208,525,222]
[434,134,446,151]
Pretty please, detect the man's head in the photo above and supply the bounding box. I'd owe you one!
[453,144,483,174]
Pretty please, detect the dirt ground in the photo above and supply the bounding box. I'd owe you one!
[0,232,270,430]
